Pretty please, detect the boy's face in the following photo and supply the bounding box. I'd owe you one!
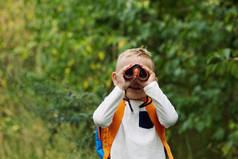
[116,55,154,100]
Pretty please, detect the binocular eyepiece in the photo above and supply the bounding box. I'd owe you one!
[123,64,149,81]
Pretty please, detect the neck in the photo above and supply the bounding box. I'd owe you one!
[124,95,146,101]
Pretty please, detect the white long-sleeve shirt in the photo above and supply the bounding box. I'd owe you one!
[93,81,178,159]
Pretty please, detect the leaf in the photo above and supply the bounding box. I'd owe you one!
[207,52,222,64]
[222,48,231,60]
[98,51,105,61]
[118,39,127,49]
[231,62,238,79]
[213,128,224,140]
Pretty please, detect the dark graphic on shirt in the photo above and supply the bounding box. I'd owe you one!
[139,111,154,129]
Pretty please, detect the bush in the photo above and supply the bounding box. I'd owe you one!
[0,0,238,158]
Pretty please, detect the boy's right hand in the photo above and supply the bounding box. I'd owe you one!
[112,65,134,90]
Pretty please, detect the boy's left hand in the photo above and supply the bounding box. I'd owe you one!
[137,65,158,88]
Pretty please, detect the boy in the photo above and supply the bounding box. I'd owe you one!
[93,48,178,159]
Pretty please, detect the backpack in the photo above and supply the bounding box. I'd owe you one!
[95,99,174,159]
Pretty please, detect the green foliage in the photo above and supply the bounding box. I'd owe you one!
[1,0,238,158]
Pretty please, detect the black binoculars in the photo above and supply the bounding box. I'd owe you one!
[123,64,150,81]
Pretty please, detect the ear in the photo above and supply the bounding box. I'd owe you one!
[112,72,117,86]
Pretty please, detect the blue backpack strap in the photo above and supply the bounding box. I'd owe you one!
[95,126,104,159]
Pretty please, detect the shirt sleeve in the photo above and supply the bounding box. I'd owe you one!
[144,81,178,128]
[93,86,125,128]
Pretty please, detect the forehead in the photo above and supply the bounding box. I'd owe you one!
[116,55,153,72]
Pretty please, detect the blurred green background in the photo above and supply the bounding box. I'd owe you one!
[0,0,238,158]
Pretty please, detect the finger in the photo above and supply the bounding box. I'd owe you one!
[141,65,158,82]
[118,64,132,75]
[156,77,158,82]
[141,65,153,74]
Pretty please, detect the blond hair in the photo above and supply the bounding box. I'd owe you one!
[116,47,154,71]
[118,47,152,60]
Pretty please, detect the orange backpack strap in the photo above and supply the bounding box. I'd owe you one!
[101,100,126,159]
[146,103,174,159]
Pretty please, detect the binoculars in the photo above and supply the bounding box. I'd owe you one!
[123,64,150,81]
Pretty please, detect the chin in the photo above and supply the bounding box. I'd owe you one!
[126,89,146,101]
